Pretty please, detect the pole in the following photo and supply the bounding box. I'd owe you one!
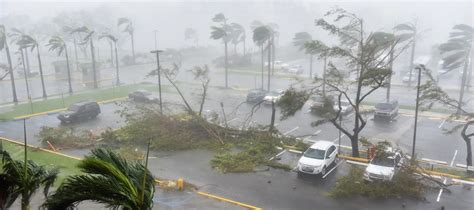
[338,115,342,154]
[412,65,422,160]
[151,50,163,114]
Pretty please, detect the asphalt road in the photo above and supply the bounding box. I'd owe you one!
[0,83,473,209]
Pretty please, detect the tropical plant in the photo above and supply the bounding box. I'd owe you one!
[0,25,18,103]
[438,24,473,113]
[184,28,198,46]
[252,25,272,90]
[278,8,405,157]
[293,32,316,79]
[394,21,418,87]
[47,36,73,93]
[8,28,32,77]
[16,34,48,98]
[210,13,231,88]
[230,23,246,55]
[0,149,58,210]
[189,65,211,116]
[43,148,155,210]
[118,17,135,64]
[70,26,98,88]
[99,33,120,85]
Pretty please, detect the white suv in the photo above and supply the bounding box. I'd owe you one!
[363,149,403,182]
[297,141,338,176]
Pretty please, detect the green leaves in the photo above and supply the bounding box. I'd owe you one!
[438,24,472,72]
[278,88,310,120]
[293,32,312,51]
[393,23,415,32]
[252,25,271,46]
[98,34,118,42]
[210,26,227,40]
[0,25,6,50]
[47,36,66,56]
[118,17,133,35]
[212,13,227,23]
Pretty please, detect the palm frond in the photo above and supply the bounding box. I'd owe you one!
[393,23,415,32]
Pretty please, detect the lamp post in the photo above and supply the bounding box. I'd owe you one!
[411,65,423,160]
[151,50,163,114]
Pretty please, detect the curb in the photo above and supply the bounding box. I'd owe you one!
[197,191,261,210]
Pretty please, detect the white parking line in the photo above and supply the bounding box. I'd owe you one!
[438,119,447,129]
[322,159,345,179]
[332,134,346,142]
[437,150,457,202]
[283,126,299,135]
[269,149,287,161]
[303,130,321,141]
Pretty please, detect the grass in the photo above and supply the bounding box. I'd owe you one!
[1,140,81,184]
[0,83,172,120]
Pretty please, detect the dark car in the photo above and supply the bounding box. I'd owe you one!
[128,90,160,103]
[58,101,101,123]
[310,95,334,114]
[374,100,399,121]
[246,89,267,103]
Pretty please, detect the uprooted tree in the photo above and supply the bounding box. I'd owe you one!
[278,7,410,157]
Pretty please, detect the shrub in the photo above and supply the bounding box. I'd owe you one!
[38,126,96,149]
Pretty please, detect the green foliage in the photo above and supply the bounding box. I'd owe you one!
[252,26,271,46]
[278,88,311,120]
[38,126,95,149]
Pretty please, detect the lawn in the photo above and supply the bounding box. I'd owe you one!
[0,83,171,120]
[1,140,81,184]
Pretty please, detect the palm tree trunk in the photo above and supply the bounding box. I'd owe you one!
[73,37,79,71]
[309,54,313,79]
[224,41,228,88]
[114,42,120,85]
[36,47,47,98]
[20,50,31,99]
[408,37,417,87]
[461,121,473,167]
[90,40,98,89]
[243,39,246,55]
[267,41,271,91]
[131,32,135,64]
[261,45,264,89]
[5,41,18,103]
[322,56,327,96]
[109,41,114,67]
[386,50,394,102]
[457,56,469,113]
[271,37,275,76]
[270,100,276,132]
[65,47,73,94]
[24,50,31,75]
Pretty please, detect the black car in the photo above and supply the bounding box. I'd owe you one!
[58,101,101,123]
[246,89,267,102]
[128,90,160,103]
[374,100,399,121]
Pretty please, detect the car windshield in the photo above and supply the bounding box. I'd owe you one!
[303,148,326,159]
[375,103,393,110]
[371,157,395,167]
[68,105,80,112]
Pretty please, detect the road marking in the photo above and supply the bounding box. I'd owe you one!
[303,130,321,141]
[283,126,299,135]
[288,149,303,154]
[437,150,457,202]
[438,119,447,129]
[269,149,287,161]
[332,134,346,142]
[322,159,345,179]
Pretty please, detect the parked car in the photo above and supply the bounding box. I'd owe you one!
[128,90,160,103]
[333,99,353,115]
[309,95,334,114]
[287,65,304,74]
[363,148,403,182]
[263,89,285,104]
[297,141,338,176]
[265,60,289,71]
[58,101,101,124]
[374,100,399,121]
[246,89,267,103]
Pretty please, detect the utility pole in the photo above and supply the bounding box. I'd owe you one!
[150,50,163,114]
[412,65,423,160]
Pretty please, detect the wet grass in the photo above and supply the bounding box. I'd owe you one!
[1,140,81,185]
[0,83,171,120]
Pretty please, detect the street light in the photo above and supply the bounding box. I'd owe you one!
[411,64,423,160]
[150,50,163,114]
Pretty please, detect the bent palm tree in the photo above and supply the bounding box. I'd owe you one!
[118,18,135,64]
[293,32,314,78]
[0,149,58,210]
[16,34,48,98]
[252,25,271,90]
[48,36,73,94]
[0,25,18,103]
[438,24,473,113]
[44,148,155,210]
[210,13,231,88]
[230,23,245,55]
[99,34,120,85]
[70,26,98,88]
[394,21,417,87]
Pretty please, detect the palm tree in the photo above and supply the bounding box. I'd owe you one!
[118,18,135,64]
[210,13,231,88]
[70,26,98,88]
[0,25,18,103]
[230,23,246,55]
[43,148,155,210]
[293,32,315,78]
[16,34,48,98]
[394,21,418,87]
[47,36,73,94]
[252,25,272,91]
[99,34,120,85]
[0,150,58,210]
[438,24,473,113]
[8,28,32,76]
[184,28,198,46]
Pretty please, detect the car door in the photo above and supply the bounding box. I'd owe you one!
[325,146,336,166]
